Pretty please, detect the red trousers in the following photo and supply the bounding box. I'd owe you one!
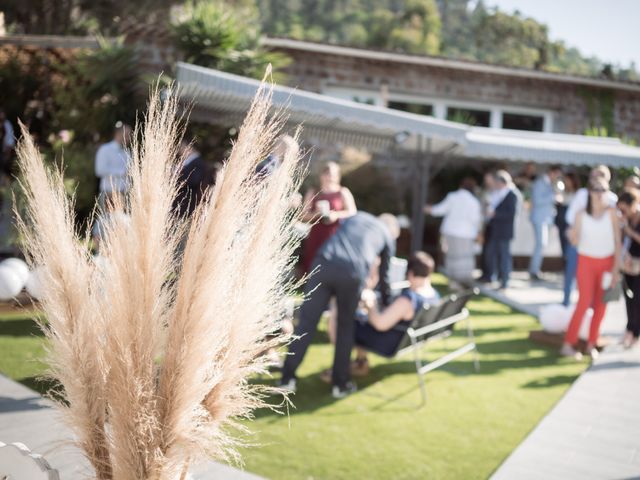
[565,254,614,345]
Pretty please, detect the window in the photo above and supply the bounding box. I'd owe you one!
[352,96,376,105]
[446,107,490,127]
[502,112,545,132]
[387,101,433,116]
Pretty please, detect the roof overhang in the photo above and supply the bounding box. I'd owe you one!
[176,62,640,169]
[176,62,466,154]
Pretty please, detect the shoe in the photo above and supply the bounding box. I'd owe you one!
[587,347,599,361]
[529,273,541,281]
[559,344,583,360]
[350,358,370,377]
[332,382,357,399]
[278,378,297,393]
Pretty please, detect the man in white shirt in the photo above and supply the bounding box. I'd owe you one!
[95,122,132,205]
[425,177,482,288]
[562,165,618,305]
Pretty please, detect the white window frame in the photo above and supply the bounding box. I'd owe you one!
[320,86,554,132]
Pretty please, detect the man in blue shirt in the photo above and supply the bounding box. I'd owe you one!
[529,165,563,280]
[280,212,399,398]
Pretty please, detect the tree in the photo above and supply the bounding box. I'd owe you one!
[171,1,291,81]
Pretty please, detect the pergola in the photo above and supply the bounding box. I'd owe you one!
[176,62,640,250]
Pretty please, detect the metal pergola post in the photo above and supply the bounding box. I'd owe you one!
[410,136,432,253]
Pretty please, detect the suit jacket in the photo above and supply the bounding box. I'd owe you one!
[174,155,211,218]
[530,175,556,224]
[489,190,517,240]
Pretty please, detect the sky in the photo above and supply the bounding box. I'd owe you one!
[484,0,640,68]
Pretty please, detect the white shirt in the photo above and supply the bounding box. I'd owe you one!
[565,188,618,225]
[95,140,130,193]
[430,189,482,240]
[578,211,615,258]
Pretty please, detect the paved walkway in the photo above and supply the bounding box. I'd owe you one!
[0,375,262,479]
[485,272,640,480]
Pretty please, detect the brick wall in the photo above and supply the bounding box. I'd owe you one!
[277,48,640,142]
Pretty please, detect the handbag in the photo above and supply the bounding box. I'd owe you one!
[603,279,622,303]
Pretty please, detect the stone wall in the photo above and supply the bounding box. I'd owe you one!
[277,47,640,142]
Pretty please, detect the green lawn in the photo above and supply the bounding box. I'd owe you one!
[0,290,588,480]
[240,296,588,480]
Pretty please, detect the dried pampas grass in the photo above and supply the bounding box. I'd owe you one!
[16,75,303,479]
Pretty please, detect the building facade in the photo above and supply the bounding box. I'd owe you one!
[264,38,640,143]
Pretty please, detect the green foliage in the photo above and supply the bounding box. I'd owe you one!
[171,1,291,81]
[257,0,637,78]
[53,37,140,143]
[258,0,442,55]
[2,0,179,35]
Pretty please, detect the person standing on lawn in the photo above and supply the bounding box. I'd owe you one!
[300,161,357,274]
[482,170,518,290]
[562,165,618,306]
[560,177,621,360]
[425,177,482,289]
[529,165,563,281]
[279,212,399,398]
[617,190,640,348]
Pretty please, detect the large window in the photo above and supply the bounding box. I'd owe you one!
[446,107,491,127]
[502,112,545,132]
[387,101,433,116]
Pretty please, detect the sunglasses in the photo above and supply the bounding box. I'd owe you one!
[590,188,606,193]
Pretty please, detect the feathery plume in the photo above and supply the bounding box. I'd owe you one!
[17,71,303,480]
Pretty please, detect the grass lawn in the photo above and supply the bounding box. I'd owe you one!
[0,282,588,479]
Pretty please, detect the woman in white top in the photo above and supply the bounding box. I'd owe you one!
[561,177,621,360]
[425,177,482,288]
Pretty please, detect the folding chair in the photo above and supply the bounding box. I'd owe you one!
[356,288,480,407]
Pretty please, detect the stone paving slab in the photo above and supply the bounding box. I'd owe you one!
[0,374,263,479]
[488,273,640,480]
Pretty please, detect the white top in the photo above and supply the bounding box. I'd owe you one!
[577,210,615,258]
[430,189,482,240]
[565,187,617,225]
[95,140,130,193]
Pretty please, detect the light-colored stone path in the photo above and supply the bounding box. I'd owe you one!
[485,272,640,480]
[0,375,263,479]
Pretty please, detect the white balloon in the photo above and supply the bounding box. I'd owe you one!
[1,258,30,285]
[0,266,25,301]
[25,269,44,301]
[538,303,593,340]
[538,304,571,333]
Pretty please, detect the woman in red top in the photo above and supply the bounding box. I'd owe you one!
[301,162,357,273]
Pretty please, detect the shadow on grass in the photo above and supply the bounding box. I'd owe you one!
[0,318,44,337]
[521,375,579,389]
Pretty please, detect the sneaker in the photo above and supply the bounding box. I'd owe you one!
[587,347,599,361]
[559,344,583,360]
[278,378,297,393]
[529,273,541,281]
[332,382,357,399]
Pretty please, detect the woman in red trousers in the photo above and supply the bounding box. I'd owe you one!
[561,177,621,360]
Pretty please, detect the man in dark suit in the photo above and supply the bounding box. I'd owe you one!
[174,139,211,218]
[280,212,400,398]
[484,170,518,289]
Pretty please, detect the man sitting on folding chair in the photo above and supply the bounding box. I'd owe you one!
[324,251,440,380]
